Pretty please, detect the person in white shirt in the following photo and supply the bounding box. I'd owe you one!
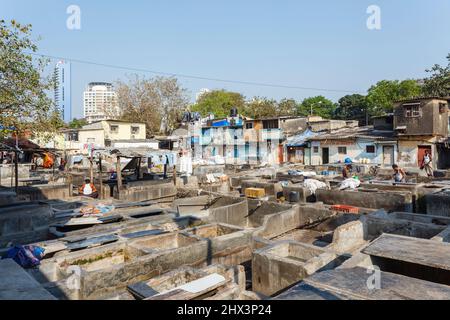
[421,150,433,177]
[78,179,98,198]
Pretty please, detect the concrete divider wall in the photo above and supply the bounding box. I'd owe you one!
[209,198,249,227]
[282,185,313,203]
[326,221,366,254]
[360,183,444,213]
[361,214,447,240]
[114,181,177,202]
[0,204,54,248]
[252,241,339,297]
[17,184,72,201]
[0,191,16,206]
[253,204,335,240]
[77,239,209,299]
[316,189,413,212]
[426,191,450,217]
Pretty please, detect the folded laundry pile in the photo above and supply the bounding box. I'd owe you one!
[3,245,45,268]
[78,203,115,217]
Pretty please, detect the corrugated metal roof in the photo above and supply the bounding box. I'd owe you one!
[96,147,177,158]
[309,126,396,141]
[286,129,318,147]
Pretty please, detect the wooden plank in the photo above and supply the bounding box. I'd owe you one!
[363,234,450,270]
[66,234,119,251]
[145,274,227,301]
[51,217,103,227]
[127,282,160,300]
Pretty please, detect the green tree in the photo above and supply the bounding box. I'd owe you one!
[277,98,298,116]
[334,94,369,124]
[422,53,450,97]
[0,20,59,138]
[298,96,336,119]
[243,97,278,119]
[366,80,422,115]
[68,118,88,129]
[191,90,246,118]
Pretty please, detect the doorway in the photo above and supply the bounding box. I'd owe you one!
[418,146,432,167]
[322,147,329,164]
[383,146,394,166]
[278,144,284,164]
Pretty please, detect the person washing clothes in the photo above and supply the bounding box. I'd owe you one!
[79,178,98,198]
[342,158,353,179]
[392,164,406,183]
[421,150,433,177]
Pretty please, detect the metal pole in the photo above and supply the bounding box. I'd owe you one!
[137,157,141,180]
[99,156,103,199]
[116,156,122,194]
[14,151,18,194]
[173,165,177,186]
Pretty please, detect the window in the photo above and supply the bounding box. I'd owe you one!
[439,103,448,114]
[313,146,319,153]
[245,122,254,129]
[263,120,279,129]
[338,147,347,155]
[366,145,376,154]
[131,126,140,134]
[110,125,119,133]
[404,103,421,117]
[68,132,79,141]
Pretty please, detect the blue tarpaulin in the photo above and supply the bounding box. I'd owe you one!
[286,129,318,147]
[212,119,230,127]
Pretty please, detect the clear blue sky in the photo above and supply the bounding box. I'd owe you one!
[2,0,450,119]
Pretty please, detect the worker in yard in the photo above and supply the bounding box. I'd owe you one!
[421,150,433,177]
[392,164,407,183]
[342,158,353,179]
[79,178,99,198]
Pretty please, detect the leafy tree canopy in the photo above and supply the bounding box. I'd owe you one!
[242,97,278,119]
[334,94,369,124]
[0,20,61,139]
[422,53,450,97]
[366,79,422,115]
[298,96,337,119]
[191,90,246,118]
[68,118,88,129]
[277,98,298,116]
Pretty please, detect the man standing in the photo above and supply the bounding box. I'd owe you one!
[421,150,433,177]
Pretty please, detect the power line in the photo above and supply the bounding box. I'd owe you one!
[29,52,365,95]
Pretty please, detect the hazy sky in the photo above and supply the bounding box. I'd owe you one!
[2,0,450,119]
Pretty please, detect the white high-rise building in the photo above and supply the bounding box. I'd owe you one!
[83,82,118,123]
[54,61,72,122]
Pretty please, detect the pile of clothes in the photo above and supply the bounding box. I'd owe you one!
[3,245,45,268]
[303,179,328,195]
[78,203,115,217]
[288,170,317,177]
[339,177,361,190]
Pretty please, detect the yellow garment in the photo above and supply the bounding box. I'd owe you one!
[42,153,54,168]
